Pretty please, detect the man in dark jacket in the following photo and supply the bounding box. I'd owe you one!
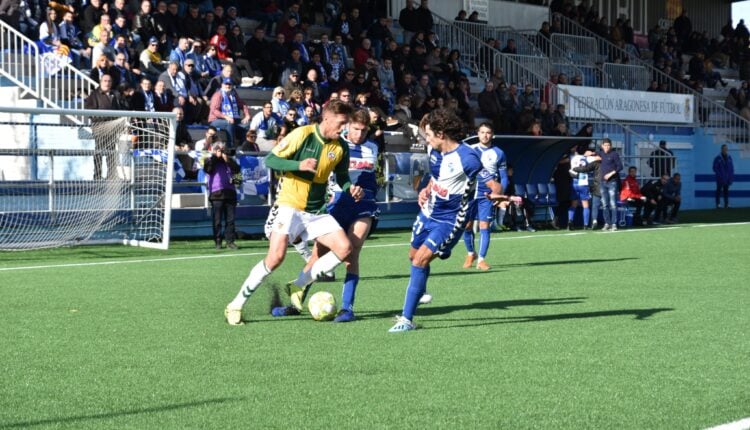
[84,73,125,179]
[648,140,675,177]
[713,144,734,208]
[597,138,623,231]
[641,175,666,224]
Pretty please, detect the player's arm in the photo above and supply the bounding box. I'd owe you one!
[333,143,354,195]
[263,132,311,172]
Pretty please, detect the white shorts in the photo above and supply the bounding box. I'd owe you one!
[264,205,342,243]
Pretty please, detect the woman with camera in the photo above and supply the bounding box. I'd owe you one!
[205,142,241,250]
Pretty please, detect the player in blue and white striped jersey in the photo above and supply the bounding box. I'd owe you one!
[568,145,594,229]
[390,109,484,333]
[462,123,508,271]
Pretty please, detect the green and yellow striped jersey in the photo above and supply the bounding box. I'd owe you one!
[265,124,351,213]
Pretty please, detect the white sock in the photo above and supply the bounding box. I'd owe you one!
[293,240,312,263]
[294,251,343,287]
[229,260,271,308]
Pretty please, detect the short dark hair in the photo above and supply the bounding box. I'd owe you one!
[427,108,465,142]
[323,99,355,117]
[477,122,494,132]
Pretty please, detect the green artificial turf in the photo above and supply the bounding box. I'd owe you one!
[1,212,749,429]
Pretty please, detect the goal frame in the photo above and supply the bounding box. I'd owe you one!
[0,106,177,250]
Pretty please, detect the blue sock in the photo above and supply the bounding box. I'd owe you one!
[583,207,591,226]
[567,207,575,225]
[403,265,428,321]
[478,228,490,259]
[463,230,474,254]
[341,273,359,311]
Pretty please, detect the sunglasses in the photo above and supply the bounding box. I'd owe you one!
[185,64,194,67]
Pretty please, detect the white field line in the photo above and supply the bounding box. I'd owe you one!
[704,417,750,430]
[1,222,747,273]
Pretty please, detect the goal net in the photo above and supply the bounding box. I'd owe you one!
[0,106,176,250]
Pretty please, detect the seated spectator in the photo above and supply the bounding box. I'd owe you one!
[278,109,300,140]
[641,175,666,224]
[130,77,155,113]
[204,64,235,100]
[58,10,90,68]
[249,102,280,152]
[202,44,223,79]
[90,55,120,85]
[658,173,682,223]
[91,28,116,64]
[88,13,112,48]
[620,166,647,225]
[271,87,290,117]
[169,37,191,68]
[237,130,260,153]
[113,52,138,87]
[39,8,61,51]
[195,126,218,152]
[153,79,175,112]
[140,36,166,81]
[208,78,251,147]
[725,88,741,114]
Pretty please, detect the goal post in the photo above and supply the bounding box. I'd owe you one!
[0,106,176,251]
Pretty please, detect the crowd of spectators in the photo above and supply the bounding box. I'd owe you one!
[25,0,509,147]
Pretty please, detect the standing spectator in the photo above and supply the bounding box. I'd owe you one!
[208,78,251,147]
[205,142,240,250]
[659,173,682,223]
[367,16,392,59]
[0,0,20,28]
[182,4,207,41]
[245,26,273,85]
[132,0,156,49]
[713,144,734,209]
[398,0,419,45]
[597,138,623,231]
[84,74,125,180]
[648,140,675,178]
[414,0,434,34]
[673,10,692,47]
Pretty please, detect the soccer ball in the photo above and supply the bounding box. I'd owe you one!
[308,291,337,321]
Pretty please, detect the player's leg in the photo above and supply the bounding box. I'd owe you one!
[335,217,373,322]
[390,244,435,333]
[475,198,494,270]
[462,203,477,268]
[580,187,591,228]
[225,230,289,325]
[568,197,579,230]
[225,206,299,324]
[289,215,351,290]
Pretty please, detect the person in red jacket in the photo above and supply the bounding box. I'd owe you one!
[620,166,647,226]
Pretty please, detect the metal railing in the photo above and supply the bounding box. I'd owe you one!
[602,63,651,90]
[551,12,750,145]
[550,33,601,65]
[0,19,98,124]
[430,12,657,160]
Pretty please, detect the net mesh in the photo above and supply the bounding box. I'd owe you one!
[0,109,174,250]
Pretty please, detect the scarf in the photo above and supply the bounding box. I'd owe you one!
[220,89,240,118]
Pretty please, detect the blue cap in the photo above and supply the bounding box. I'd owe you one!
[148,36,159,45]
[222,78,233,85]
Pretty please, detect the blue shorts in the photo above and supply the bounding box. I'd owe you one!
[572,185,592,201]
[466,197,494,223]
[410,213,464,260]
[327,192,379,232]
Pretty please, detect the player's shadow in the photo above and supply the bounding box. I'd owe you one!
[499,257,638,268]
[421,307,675,330]
[360,270,496,281]
[0,397,240,429]
[358,297,588,320]
[359,257,637,281]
